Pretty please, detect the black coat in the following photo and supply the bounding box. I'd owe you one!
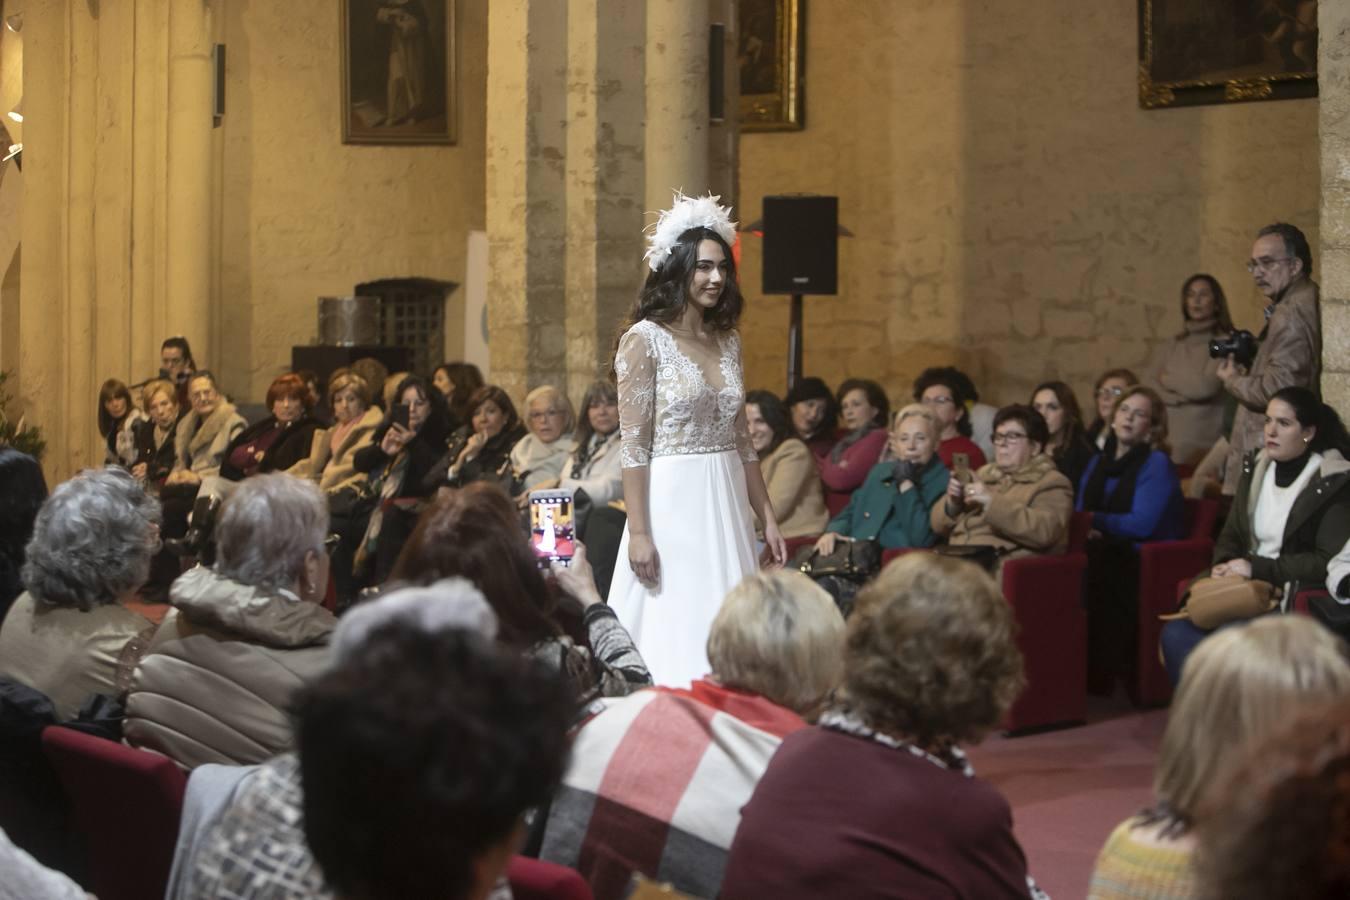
[220,413,321,481]
[423,423,528,493]
[133,415,183,488]
[353,412,453,501]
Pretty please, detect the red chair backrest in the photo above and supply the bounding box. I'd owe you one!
[824,491,851,519]
[41,727,187,900]
[507,856,595,900]
[1184,497,1219,541]
[1067,511,1093,553]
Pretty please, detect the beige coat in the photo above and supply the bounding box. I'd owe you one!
[930,452,1074,562]
[172,401,247,479]
[1223,277,1321,495]
[1149,320,1226,466]
[302,405,383,493]
[124,565,336,769]
[759,437,829,538]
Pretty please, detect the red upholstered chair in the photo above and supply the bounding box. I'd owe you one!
[508,856,595,900]
[41,727,187,900]
[824,491,851,519]
[1132,497,1220,707]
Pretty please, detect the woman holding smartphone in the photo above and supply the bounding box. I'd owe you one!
[608,193,787,688]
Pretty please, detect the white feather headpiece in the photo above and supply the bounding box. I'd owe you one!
[643,191,738,272]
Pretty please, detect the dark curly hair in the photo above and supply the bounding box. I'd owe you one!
[912,367,978,437]
[298,623,573,900]
[836,378,890,430]
[1270,386,1350,456]
[745,389,792,455]
[625,227,743,333]
[843,553,1024,750]
[992,404,1050,451]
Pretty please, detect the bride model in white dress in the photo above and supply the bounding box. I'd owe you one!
[608,193,788,687]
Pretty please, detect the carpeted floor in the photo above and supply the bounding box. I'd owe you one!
[968,707,1168,899]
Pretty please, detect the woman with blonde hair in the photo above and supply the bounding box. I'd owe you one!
[539,569,844,899]
[1088,616,1350,898]
[511,384,577,495]
[131,378,182,491]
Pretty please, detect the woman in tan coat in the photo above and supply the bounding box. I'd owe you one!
[1148,274,1233,466]
[303,371,383,495]
[931,404,1074,573]
[746,391,828,539]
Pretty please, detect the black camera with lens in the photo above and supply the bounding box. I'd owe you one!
[1208,330,1259,369]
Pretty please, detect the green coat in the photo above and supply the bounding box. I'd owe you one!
[1212,449,1350,596]
[827,457,949,549]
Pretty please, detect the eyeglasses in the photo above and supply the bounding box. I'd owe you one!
[1246,256,1292,273]
[921,395,955,407]
[529,409,566,421]
[991,431,1027,446]
[1096,386,1124,400]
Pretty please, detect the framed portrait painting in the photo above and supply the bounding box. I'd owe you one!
[342,0,456,144]
[738,0,805,131]
[1139,0,1317,109]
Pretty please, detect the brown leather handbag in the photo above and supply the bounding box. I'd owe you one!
[1160,575,1280,630]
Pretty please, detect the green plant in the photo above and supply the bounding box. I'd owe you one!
[0,369,46,460]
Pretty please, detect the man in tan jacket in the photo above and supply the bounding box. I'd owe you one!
[1218,223,1320,495]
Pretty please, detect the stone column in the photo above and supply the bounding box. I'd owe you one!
[563,0,647,403]
[644,0,710,211]
[485,0,568,404]
[1322,0,1350,414]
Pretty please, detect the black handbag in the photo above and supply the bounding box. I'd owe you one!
[792,539,881,582]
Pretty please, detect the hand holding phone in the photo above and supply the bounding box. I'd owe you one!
[391,402,411,430]
[952,452,972,485]
[529,488,577,568]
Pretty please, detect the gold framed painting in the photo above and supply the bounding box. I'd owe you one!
[738,0,805,131]
[1138,0,1317,109]
[342,0,456,144]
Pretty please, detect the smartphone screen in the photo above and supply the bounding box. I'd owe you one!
[953,452,972,484]
[391,403,410,430]
[529,488,576,567]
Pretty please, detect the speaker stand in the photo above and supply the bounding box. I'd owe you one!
[786,293,804,392]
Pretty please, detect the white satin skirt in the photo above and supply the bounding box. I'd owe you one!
[607,450,758,688]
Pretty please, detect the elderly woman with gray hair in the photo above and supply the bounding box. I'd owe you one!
[539,569,845,900]
[0,468,159,720]
[511,384,577,496]
[125,473,338,769]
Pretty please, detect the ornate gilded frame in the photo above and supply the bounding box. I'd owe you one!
[1138,0,1317,110]
[738,0,805,131]
[341,0,457,145]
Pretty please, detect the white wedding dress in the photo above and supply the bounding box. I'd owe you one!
[607,318,760,688]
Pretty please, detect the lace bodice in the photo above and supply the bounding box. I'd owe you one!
[615,319,757,468]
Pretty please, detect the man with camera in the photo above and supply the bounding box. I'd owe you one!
[1216,222,1321,495]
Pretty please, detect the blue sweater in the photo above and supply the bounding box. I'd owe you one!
[1076,449,1185,542]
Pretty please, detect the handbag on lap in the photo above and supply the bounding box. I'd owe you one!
[792,539,881,581]
[1160,574,1280,630]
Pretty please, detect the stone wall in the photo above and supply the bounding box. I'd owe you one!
[736,0,1320,411]
[1323,0,1350,415]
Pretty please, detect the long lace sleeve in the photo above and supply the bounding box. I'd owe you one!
[615,324,657,468]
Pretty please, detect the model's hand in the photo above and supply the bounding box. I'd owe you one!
[814,532,840,556]
[551,543,602,609]
[762,520,787,569]
[628,534,660,588]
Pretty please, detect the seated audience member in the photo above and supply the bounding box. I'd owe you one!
[1087,617,1350,900]
[183,580,572,900]
[1328,535,1350,600]
[1194,699,1350,900]
[814,404,948,554]
[1078,385,1185,692]
[0,469,156,720]
[1087,368,1140,449]
[158,335,197,407]
[304,371,384,496]
[1160,388,1350,684]
[557,380,624,508]
[433,360,486,431]
[97,377,146,467]
[131,378,183,492]
[913,366,987,471]
[1148,274,1232,465]
[1031,380,1096,494]
[220,373,322,481]
[348,356,390,409]
[0,449,46,621]
[435,385,528,490]
[817,379,890,496]
[932,404,1073,573]
[785,376,839,461]
[165,371,247,488]
[351,374,452,584]
[511,385,576,494]
[296,369,330,427]
[720,554,1044,900]
[125,474,337,768]
[380,370,411,412]
[540,570,845,900]
[391,482,651,705]
[745,390,828,539]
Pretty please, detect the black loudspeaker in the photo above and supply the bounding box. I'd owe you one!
[709,23,725,122]
[762,195,838,295]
